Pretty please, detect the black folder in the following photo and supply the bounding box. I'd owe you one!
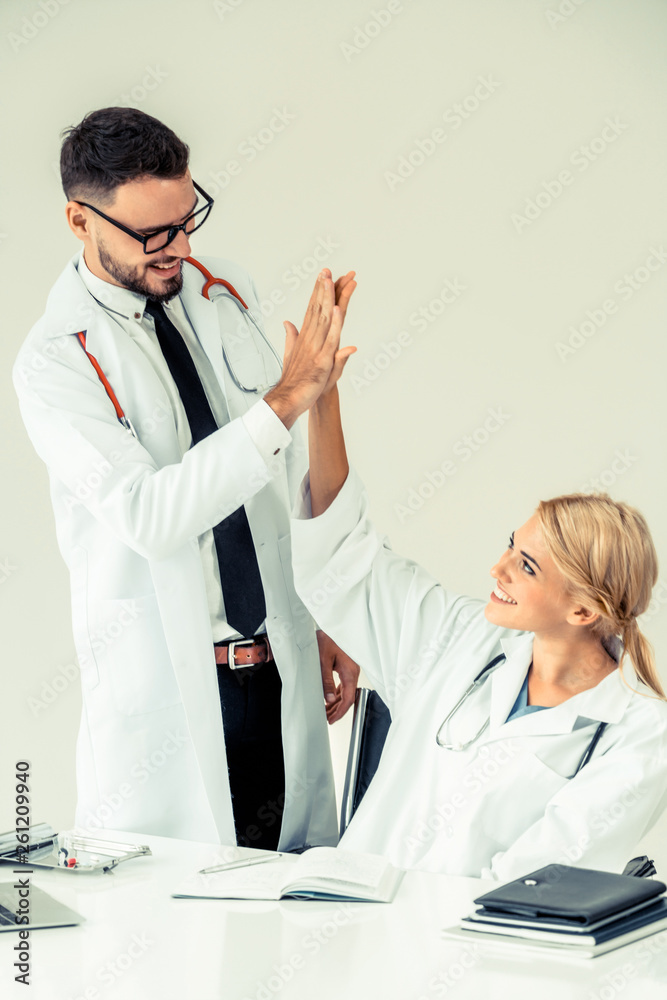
[474,864,666,927]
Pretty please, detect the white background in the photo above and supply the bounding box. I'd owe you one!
[1,0,666,864]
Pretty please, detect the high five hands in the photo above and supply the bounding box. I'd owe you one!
[264,269,357,428]
[264,269,361,722]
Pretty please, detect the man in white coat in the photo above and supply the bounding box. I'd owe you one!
[13,107,358,852]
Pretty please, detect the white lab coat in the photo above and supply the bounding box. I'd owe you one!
[13,254,337,850]
[291,468,667,879]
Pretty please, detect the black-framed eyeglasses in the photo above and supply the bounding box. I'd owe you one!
[75,180,214,254]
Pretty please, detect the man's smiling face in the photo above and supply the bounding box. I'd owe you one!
[69,171,199,303]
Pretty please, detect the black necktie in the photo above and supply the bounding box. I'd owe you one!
[145,299,266,637]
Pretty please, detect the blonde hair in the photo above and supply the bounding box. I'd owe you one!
[536,493,665,700]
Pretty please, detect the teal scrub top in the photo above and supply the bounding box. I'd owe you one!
[506,673,547,722]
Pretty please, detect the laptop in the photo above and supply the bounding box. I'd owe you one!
[0,882,84,931]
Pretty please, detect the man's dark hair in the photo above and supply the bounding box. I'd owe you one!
[60,107,190,205]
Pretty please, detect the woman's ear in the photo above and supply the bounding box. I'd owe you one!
[567,605,600,628]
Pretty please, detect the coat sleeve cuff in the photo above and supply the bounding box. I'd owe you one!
[292,467,365,537]
[242,399,292,464]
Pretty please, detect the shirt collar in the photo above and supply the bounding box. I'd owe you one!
[76,250,148,321]
[498,632,635,725]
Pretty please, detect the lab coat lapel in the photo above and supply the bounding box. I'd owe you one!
[567,663,635,724]
[487,634,533,732]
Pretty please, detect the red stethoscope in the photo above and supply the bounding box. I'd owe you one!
[76,256,280,437]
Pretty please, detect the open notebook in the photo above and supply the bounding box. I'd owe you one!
[173,847,404,903]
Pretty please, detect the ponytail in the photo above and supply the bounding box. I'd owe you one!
[621,618,665,700]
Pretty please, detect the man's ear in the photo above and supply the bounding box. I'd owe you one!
[65,201,92,243]
[567,605,600,628]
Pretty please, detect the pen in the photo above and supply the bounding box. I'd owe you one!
[199,853,286,875]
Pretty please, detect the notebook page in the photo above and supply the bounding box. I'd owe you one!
[288,847,390,890]
[174,857,298,899]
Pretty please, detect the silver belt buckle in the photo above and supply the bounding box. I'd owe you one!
[227,638,258,670]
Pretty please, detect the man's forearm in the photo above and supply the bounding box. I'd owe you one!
[308,388,349,517]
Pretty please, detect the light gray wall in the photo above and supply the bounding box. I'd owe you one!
[2,0,666,864]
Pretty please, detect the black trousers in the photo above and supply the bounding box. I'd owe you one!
[215,657,286,850]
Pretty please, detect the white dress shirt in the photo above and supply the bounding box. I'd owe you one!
[77,251,290,641]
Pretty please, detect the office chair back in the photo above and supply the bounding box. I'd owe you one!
[339,688,391,838]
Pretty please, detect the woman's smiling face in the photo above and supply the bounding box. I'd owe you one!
[484,514,589,637]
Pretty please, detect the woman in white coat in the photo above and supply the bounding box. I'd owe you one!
[290,309,667,880]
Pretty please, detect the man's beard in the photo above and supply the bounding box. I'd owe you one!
[97,238,184,303]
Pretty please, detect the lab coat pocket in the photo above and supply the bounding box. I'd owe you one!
[277,532,315,651]
[476,742,570,848]
[96,594,182,715]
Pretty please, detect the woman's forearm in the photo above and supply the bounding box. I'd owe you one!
[308,387,349,516]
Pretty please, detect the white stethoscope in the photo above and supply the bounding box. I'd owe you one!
[76,256,282,437]
[435,652,608,777]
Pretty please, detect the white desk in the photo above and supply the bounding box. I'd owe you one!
[1,831,666,1000]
